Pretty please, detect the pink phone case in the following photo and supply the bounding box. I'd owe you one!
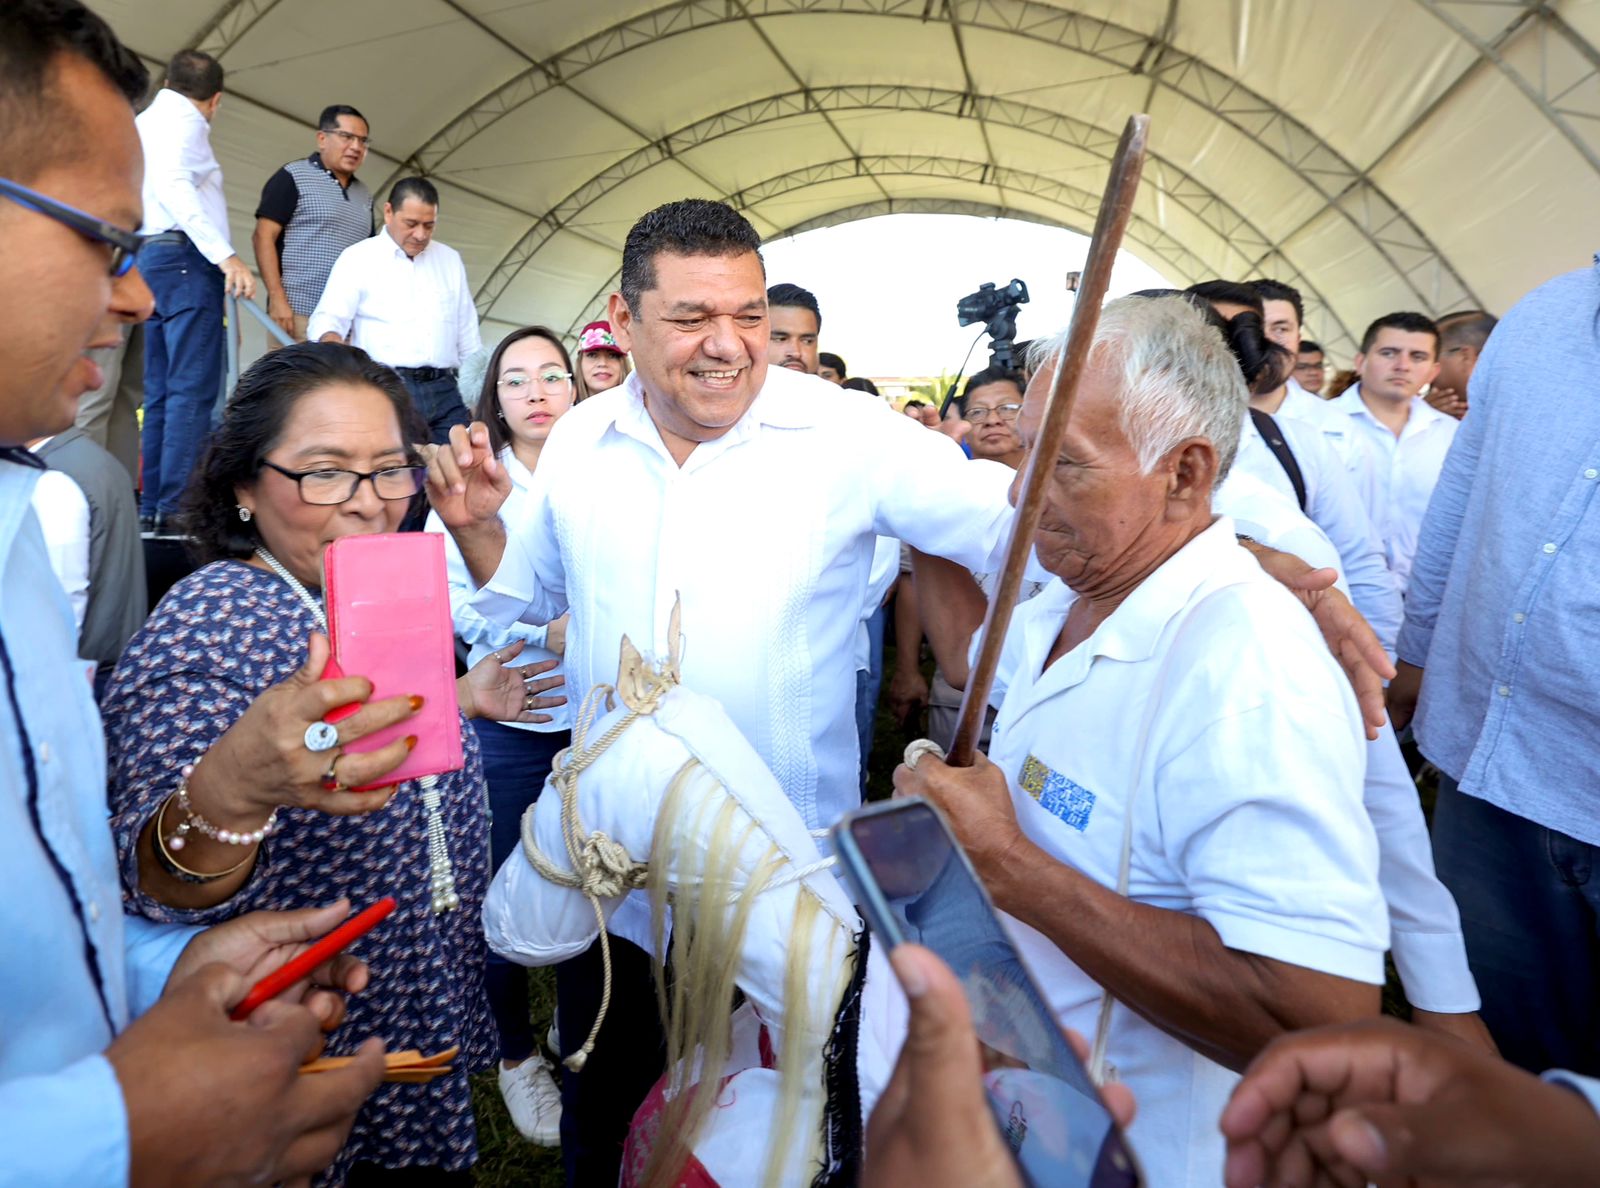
[322,533,463,789]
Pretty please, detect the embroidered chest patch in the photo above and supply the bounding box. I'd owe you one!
[1019,754,1096,832]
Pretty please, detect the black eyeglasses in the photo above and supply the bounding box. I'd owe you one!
[260,460,426,505]
[0,177,147,277]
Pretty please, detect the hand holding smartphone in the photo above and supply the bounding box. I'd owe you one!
[834,798,1144,1188]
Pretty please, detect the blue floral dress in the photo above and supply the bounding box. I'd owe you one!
[104,560,496,1181]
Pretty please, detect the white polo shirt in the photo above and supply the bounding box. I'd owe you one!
[1327,386,1458,595]
[981,517,1387,1187]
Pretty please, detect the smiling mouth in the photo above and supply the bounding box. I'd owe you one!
[691,367,744,388]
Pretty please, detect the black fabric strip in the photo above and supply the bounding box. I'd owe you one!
[812,920,868,1187]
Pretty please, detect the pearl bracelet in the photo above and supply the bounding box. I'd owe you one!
[166,762,281,850]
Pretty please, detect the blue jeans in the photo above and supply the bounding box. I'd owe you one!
[472,718,569,1061]
[1433,774,1600,1074]
[140,237,223,517]
[399,372,471,446]
[856,604,887,794]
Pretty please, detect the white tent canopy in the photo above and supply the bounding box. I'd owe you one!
[97,0,1600,357]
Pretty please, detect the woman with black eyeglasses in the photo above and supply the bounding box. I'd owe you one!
[100,343,565,1184]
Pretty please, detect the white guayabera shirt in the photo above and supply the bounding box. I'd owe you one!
[471,364,1016,833]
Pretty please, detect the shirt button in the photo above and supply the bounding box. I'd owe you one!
[1513,612,1526,623]
[38,741,51,763]
[1497,685,1511,697]
[1543,542,1557,554]
[1586,468,1598,479]
[87,901,101,923]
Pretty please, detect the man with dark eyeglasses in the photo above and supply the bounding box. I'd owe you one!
[0,2,382,1183]
[134,48,256,534]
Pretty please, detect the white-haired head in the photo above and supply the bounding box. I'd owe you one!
[1028,295,1247,484]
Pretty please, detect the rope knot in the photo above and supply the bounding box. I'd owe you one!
[576,831,648,898]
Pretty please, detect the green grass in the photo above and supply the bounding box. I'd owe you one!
[472,967,565,1187]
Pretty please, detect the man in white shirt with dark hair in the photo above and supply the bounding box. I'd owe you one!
[309,175,480,443]
[903,295,1389,1188]
[135,48,255,532]
[1328,311,1456,595]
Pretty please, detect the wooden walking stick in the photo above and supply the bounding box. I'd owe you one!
[944,113,1151,769]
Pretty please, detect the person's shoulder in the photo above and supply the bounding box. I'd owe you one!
[428,238,467,268]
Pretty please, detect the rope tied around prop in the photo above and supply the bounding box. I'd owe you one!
[520,610,684,1072]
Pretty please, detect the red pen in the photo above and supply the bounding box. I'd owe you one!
[230,897,397,1021]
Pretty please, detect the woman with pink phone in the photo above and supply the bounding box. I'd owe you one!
[427,325,578,1148]
[103,344,565,1185]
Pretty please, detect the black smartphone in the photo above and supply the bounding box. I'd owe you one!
[833,797,1143,1188]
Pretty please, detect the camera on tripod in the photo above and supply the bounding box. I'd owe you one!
[956,278,1030,370]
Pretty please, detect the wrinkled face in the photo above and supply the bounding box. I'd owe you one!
[1294,349,1325,393]
[818,362,843,384]
[384,197,436,258]
[609,250,769,452]
[964,379,1026,464]
[1011,358,1176,593]
[1355,328,1440,403]
[316,114,369,178]
[768,304,819,373]
[1261,298,1301,354]
[0,54,154,443]
[236,382,411,588]
[496,334,574,447]
[580,348,624,394]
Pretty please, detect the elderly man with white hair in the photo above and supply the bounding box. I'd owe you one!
[900,295,1389,1187]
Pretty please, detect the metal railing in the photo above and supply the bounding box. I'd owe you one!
[224,293,296,399]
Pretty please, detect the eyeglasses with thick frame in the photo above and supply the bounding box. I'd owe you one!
[965,402,1023,424]
[497,370,573,398]
[320,128,371,149]
[0,177,147,277]
[259,459,426,505]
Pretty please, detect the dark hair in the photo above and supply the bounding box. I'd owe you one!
[318,104,368,132]
[959,366,1025,411]
[1249,278,1305,328]
[180,343,426,564]
[620,199,763,314]
[1136,287,1289,396]
[767,282,821,330]
[902,398,928,411]
[818,351,846,377]
[165,49,223,101]
[841,376,879,396]
[472,326,574,455]
[388,175,439,210]
[0,0,147,179]
[1298,339,1324,355]
[1185,279,1264,315]
[1359,311,1440,356]
[1436,309,1498,353]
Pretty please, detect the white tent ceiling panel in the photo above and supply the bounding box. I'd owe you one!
[457,0,644,63]
[1279,207,1429,329]
[832,110,993,161]
[749,13,961,88]
[563,156,729,239]
[431,89,648,214]
[673,119,861,196]
[962,28,1155,124]
[426,178,542,289]
[486,226,625,329]
[218,0,526,146]
[745,176,911,233]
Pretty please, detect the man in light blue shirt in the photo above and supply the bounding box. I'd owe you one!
[0,4,381,1182]
[1390,259,1600,1077]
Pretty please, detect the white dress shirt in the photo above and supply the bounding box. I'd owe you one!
[470,365,1015,833]
[1327,386,1459,595]
[29,468,90,634]
[306,232,481,369]
[1232,414,1404,655]
[427,449,568,732]
[979,517,1387,1187]
[134,88,235,265]
[1278,379,1383,512]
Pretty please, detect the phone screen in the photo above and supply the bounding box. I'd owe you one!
[839,799,1141,1188]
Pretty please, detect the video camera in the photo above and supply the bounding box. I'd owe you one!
[956,278,1030,370]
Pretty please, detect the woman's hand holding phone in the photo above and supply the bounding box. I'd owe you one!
[191,631,423,823]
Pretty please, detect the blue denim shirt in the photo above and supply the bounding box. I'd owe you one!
[0,458,197,1184]
[1396,258,1600,846]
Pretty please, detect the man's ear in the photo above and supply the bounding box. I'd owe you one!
[608,292,634,352]
[1167,437,1217,517]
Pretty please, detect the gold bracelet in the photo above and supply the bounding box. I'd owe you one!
[151,795,257,885]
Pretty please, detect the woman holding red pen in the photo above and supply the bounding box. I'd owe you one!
[103,346,566,1185]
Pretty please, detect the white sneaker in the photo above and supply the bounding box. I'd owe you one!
[498,1053,562,1146]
